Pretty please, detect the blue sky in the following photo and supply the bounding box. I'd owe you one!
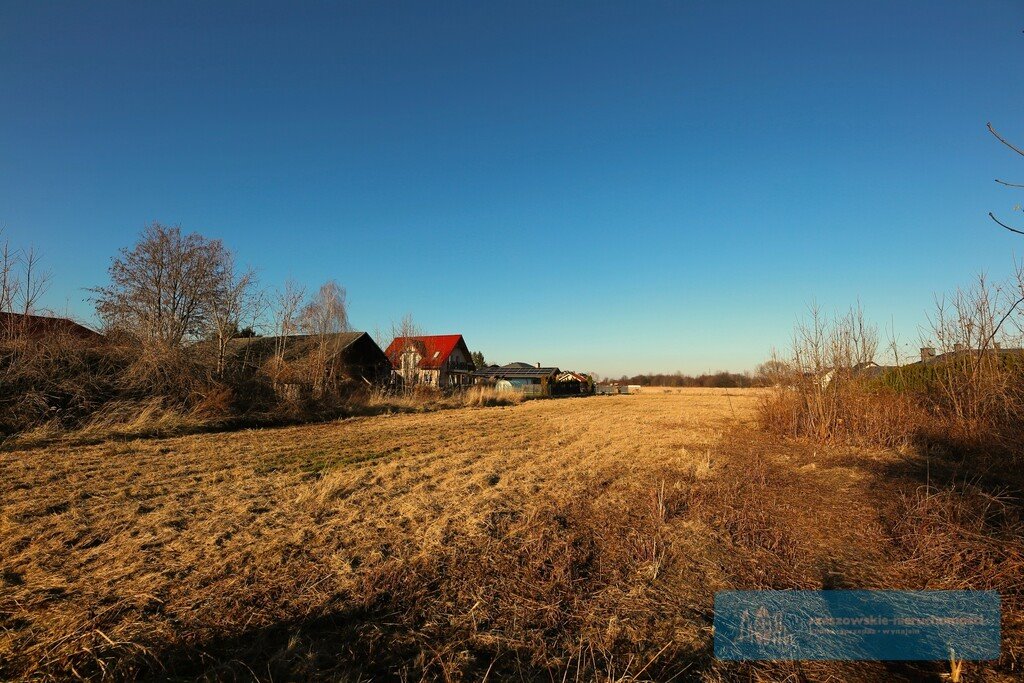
[2,1,1023,376]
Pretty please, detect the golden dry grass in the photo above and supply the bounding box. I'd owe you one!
[1,389,1021,681]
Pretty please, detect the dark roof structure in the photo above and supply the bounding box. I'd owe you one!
[473,363,560,380]
[226,331,391,382]
[0,312,102,340]
[226,331,366,361]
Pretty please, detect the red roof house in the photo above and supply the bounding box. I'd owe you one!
[384,334,475,387]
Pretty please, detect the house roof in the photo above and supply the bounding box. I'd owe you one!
[226,331,367,360]
[473,364,560,380]
[557,371,588,382]
[384,334,469,369]
[0,312,102,340]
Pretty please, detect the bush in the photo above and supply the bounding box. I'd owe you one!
[759,378,924,449]
[462,386,523,407]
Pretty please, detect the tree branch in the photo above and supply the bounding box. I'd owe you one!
[988,212,1024,236]
[995,178,1024,188]
[982,294,1024,355]
[987,122,1024,158]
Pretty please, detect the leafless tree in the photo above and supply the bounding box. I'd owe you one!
[271,278,306,362]
[92,223,232,346]
[0,232,52,339]
[208,257,260,378]
[389,313,422,388]
[299,280,349,338]
[0,237,17,317]
[18,247,51,316]
[921,270,1024,438]
[299,281,350,395]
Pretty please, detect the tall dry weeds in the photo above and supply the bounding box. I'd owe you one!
[758,304,924,448]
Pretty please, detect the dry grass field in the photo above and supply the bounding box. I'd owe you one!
[2,389,1021,681]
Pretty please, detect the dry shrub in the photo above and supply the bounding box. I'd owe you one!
[757,302,933,450]
[462,385,523,407]
[757,304,925,448]
[910,271,1024,456]
[888,484,1024,671]
[890,484,1024,592]
[364,385,524,414]
[117,340,215,404]
[76,398,203,438]
[763,273,1024,458]
[759,381,924,449]
[0,333,126,434]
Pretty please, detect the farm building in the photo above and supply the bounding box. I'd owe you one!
[0,312,102,341]
[552,370,593,396]
[595,384,639,395]
[473,363,561,397]
[385,334,475,388]
[227,331,392,386]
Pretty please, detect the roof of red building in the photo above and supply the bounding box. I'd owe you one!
[384,334,469,369]
[0,312,102,340]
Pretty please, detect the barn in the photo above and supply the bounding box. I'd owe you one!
[227,331,392,385]
[0,312,102,341]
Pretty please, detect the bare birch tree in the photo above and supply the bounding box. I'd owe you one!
[208,257,260,378]
[271,278,306,361]
[299,281,350,395]
[389,313,422,388]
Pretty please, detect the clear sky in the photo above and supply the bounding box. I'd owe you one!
[2,1,1023,377]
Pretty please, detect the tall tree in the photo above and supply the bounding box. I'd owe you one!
[0,232,51,320]
[92,222,233,346]
[208,254,260,378]
[299,280,350,338]
[471,350,486,369]
[299,280,351,395]
[271,278,306,362]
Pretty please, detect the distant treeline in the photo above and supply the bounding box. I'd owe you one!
[615,371,756,388]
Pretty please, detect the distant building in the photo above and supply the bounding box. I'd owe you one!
[227,331,391,385]
[911,345,1024,366]
[385,334,475,387]
[0,312,102,341]
[851,361,891,379]
[553,371,593,396]
[473,362,560,397]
